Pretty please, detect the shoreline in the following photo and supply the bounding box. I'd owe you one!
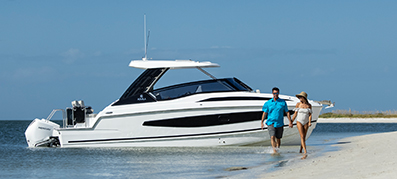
[261,118,397,178]
[318,117,397,123]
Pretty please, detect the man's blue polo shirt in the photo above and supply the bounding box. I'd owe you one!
[262,98,288,128]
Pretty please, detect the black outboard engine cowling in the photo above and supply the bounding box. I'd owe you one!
[66,100,92,126]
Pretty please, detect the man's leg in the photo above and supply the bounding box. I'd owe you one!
[275,127,284,148]
[268,125,278,153]
[276,138,281,148]
[270,136,278,153]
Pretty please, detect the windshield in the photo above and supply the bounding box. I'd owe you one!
[153,78,251,101]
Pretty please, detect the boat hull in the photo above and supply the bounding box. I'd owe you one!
[57,121,317,147]
[56,103,321,147]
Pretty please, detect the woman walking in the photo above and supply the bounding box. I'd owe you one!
[292,91,312,159]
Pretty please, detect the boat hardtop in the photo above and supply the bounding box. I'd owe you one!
[129,59,220,69]
[114,59,252,106]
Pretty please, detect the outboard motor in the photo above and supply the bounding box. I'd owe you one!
[25,118,60,147]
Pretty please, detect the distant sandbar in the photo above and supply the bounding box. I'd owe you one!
[318,117,397,123]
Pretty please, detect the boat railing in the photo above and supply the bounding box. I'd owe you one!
[46,109,66,127]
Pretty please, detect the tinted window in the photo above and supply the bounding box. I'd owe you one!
[154,80,235,100]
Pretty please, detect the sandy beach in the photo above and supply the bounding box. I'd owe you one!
[262,118,397,179]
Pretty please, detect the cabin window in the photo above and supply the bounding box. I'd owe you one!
[153,80,236,100]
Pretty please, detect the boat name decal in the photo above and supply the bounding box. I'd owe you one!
[137,94,146,101]
[38,126,51,131]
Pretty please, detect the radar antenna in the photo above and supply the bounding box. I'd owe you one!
[143,14,150,61]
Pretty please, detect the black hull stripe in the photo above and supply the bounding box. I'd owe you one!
[143,111,263,127]
[68,120,317,144]
[198,97,272,102]
[68,127,263,144]
[142,110,294,128]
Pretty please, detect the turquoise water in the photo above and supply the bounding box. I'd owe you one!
[1,120,396,178]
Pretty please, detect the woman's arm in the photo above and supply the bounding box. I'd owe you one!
[292,102,300,122]
[308,104,312,126]
[292,111,297,122]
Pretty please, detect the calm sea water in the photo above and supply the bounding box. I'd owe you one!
[1,120,397,179]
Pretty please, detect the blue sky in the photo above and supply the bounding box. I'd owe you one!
[1,1,397,120]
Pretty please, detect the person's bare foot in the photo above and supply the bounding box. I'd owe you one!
[272,149,278,154]
[271,148,280,156]
[301,154,307,159]
[271,152,280,156]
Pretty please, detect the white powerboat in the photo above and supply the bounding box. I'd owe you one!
[25,59,325,147]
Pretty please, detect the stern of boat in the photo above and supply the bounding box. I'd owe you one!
[25,100,97,147]
[25,118,60,147]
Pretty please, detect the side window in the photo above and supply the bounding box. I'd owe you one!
[200,81,232,92]
[153,79,239,101]
[155,85,197,100]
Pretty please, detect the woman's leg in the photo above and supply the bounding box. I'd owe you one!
[297,122,307,156]
[302,123,309,141]
[301,123,310,159]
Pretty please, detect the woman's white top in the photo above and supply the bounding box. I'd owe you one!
[294,108,312,125]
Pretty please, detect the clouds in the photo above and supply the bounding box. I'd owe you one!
[2,1,397,120]
[311,67,335,77]
[210,46,232,49]
[0,48,109,84]
[60,48,107,64]
[61,48,85,64]
[1,66,56,83]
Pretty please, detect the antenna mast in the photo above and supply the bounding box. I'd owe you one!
[143,14,150,61]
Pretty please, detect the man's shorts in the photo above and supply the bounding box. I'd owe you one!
[268,124,284,139]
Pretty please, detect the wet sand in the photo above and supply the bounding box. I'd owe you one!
[262,118,397,179]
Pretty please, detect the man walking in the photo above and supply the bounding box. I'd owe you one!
[261,87,293,153]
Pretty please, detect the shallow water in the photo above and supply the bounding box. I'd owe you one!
[1,121,396,178]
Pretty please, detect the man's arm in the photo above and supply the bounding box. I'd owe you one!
[285,102,293,128]
[261,112,267,130]
[287,112,293,128]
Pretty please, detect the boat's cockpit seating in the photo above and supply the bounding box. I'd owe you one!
[66,100,93,126]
